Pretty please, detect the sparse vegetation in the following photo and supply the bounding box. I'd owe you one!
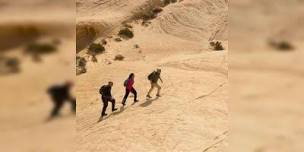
[114,37,122,42]
[268,40,294,51]
[152,7,163,14]
[76,56,87,75]
[114,54,125,61]
[101,39,107,45]
[142,21,151,27]
[134,44,140,48]
[87,43,105,55]
[163,0,171,6]
[91,55,98,62]
[25,42,57,55]
[122,22,133,29]
[162,0,177,6]
[24,41,58,62]
[0,56,20,75]
[118,28,134,39]
[141,7,163,22]
[135,6,163,26]
[210,41,224,51]
[162,0,178,6]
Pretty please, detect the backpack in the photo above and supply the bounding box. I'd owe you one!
[148,72,154,80]
[123,79,128,87]
[99,85,105,95]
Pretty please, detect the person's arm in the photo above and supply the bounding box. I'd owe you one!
[109,87,113,98]
[159,76,163,83]
[67,92,75,102]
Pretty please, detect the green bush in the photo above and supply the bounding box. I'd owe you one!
[118,28,134,39]
[76,56,87,75]
[88,43,105,55]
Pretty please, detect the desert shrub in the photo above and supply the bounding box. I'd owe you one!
[76,56,87,75]
[210,41,224,51]
[277,41,294,50]
[162,0,177,6]
[142,21,151,27]
[122,22,133,29]
[101,39,107,45]
[134,44,140,48]
[0,56,20,74]
[114,54,125,61]
[269,40,294,51]
[114,37,122,42]
[88,43,105,55]
[91,55,98,62]
[152,7,163,14]
[118,28,134,39]
[25,42,57,55]
[77,56,86,67]
[163,0,171,6]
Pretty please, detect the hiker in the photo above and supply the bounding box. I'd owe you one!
[146,69,163,98]
[47,81,76,119]
[122,73,139,106]
[99,81,118,117]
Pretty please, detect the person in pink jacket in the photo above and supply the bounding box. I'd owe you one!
[122,73,138,106]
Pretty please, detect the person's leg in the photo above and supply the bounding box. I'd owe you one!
[110,98,117,111]
[156,83,161,96]
[51,99,64,118]
[101,97,108,116]
[122,89,130,105]
[147,82,155,97]
[131,87,138,102]
[69,98,76,113]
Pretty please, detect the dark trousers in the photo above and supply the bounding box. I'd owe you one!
[69,98,76,113]
[51,98,76,117]
[51,99,64,117]
[122,87,137,104]
[101,96,116,116]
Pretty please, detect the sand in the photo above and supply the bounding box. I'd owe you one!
[229,0,304,151]
[0,0,76,151]
[76,0,228,151]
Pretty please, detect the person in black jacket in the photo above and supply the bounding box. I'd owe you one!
[99,81,118,117]
[47,81,76,119]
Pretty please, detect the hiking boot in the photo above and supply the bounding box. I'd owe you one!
[146,95,152,98]
[101,113,108,117]
[134,100,139,103]
[122,102,126,106]
[112,108,118,112]
[156,94,161,97]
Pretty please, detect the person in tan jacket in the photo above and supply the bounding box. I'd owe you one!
[146,69,163,98]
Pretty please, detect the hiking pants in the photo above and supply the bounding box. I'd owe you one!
[101,96,116,116]
[51,98,64,117]
[50,97,76,117]
[147,82,161,96]
[69,98,76,113]
[122,87,137,104]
